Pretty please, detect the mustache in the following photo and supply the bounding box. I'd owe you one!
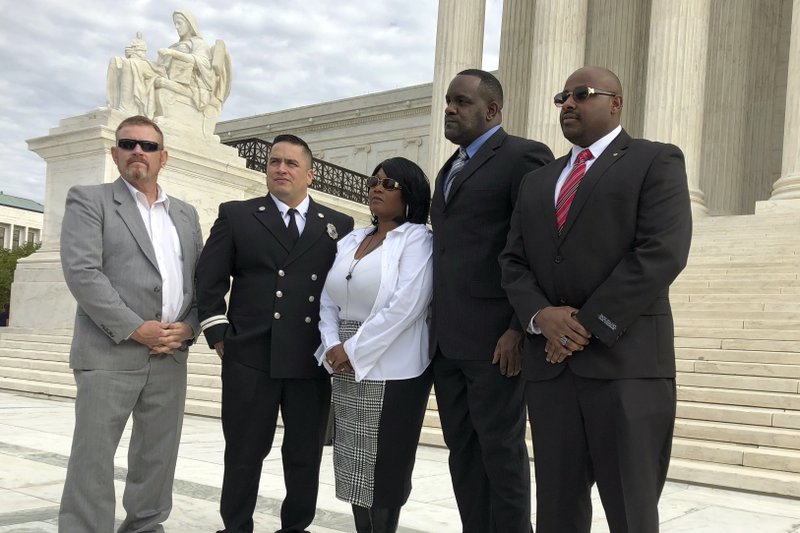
[561,111,579,121]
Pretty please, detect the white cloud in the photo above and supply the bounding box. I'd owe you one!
[0,0,503,203]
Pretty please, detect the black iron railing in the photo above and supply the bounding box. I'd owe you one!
[225,138,370,205]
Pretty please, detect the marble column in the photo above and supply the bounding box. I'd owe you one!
[427,0,486,178]
[526,0,588,156]
[497,0,536,137]
[700,0,752,214]
[643,0,710,214]
[584,0,650,137]
[770,0,800,200]
[742,0,785,212]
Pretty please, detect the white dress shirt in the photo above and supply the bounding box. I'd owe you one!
[553,125,622,202]
[270,194,310,235]
[123,179,184,324]
[315,223,433,382]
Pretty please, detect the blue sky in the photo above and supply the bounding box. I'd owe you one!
[0,0,503,203]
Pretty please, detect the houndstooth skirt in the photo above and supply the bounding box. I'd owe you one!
[332,319,386,507]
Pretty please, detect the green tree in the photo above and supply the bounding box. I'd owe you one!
[0,242,41,307]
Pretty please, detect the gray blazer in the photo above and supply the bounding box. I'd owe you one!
[60,177,203,371]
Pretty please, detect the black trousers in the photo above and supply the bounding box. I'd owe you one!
[432,351,531,533]
[527,366,676,533]
[219,359,331,533]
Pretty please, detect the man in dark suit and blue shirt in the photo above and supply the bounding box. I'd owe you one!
[500,66,692,533]
[196,134,354,533]
[429,69,553,533]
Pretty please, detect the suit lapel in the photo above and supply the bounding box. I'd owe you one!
[433,152,457,208]
[112,178,160,273]
[253,195,294,252]
[559,130,630,239]
[445,128,507,204]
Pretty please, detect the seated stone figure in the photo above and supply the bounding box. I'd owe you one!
[105,11,231,138]
[106,32,166,116]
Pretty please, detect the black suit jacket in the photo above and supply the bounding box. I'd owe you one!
[430,127,554,360]
[500,129,692,381]
[196,195,354,378]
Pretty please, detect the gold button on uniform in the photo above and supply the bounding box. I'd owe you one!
[274,312,281,319]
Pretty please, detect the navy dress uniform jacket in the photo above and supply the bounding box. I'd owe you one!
[196,194,354,378]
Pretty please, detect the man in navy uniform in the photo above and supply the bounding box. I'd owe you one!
[196,134,354,533]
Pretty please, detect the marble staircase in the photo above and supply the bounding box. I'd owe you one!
[0,210,798,498]
[668,211,800,497]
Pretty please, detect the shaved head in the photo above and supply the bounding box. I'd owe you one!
[559,66,624,147]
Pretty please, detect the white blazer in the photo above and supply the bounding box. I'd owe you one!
[315,223,433,381]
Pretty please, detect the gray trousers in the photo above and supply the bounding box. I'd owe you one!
[58,355,187,533]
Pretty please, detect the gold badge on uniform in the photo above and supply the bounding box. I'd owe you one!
[327,223,338,239]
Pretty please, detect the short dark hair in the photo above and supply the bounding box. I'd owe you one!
[115,115,164,145]
[370,157,431,225]
[272,134,313,165]
[458,69,504,107]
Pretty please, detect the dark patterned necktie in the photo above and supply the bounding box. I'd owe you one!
[556,149,593,233]
[444,147,468,201]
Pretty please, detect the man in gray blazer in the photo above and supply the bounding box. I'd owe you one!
[58,115,203,532]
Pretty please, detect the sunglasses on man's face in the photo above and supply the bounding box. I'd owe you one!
[366,176,403,191]
[117,139,161,152]
[553,86,617,108]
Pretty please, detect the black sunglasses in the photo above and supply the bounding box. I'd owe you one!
[366,176,403,191]
[117,139,161,152]
[553,86,617,107]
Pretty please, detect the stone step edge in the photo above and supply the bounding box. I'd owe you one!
[672,437,800,474]
[667,458,800,499]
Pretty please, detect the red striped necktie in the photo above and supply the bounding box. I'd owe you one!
[556,149,593,234]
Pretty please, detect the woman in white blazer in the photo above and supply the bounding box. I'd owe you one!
[316,157,433,533]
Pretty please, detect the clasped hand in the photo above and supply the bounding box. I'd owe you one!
[131,320,192,355]
[534,306,591,364]
[325,343,353,374]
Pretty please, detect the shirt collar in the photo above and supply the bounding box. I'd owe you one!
[463,124,502,159]
[570,125,622,164]
[122,178,169,209]
[269,193,310,219]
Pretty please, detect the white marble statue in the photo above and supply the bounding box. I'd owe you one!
[106,11,231,138]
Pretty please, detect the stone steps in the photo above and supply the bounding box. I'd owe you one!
[682,360,800,379]
[677,274,799,283]
[674,318,800,330]
[676,347,799,365]
[675,326,800,340]
[667,459,800,498]
[678,385,800,411]
[671,438,800,474]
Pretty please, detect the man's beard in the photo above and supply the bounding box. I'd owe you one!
[124,163,148,181]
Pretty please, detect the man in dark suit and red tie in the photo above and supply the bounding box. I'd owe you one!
[500,66,693,533]
[196,134,354,533]
[429,69,553,533]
